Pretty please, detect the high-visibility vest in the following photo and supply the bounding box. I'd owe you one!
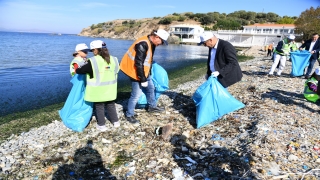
[120,36,152,80]
[290,42,298,52]
[85,55,119,102]
[70,57,86,77]
[275,40,291,56]
[303,77,319,103]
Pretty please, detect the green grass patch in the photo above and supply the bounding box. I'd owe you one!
[0,56,253,143]
[237,55,255,62]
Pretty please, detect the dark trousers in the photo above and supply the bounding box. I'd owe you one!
[267,49,272,57]
[95,101,118,126]
[306,57,317,76]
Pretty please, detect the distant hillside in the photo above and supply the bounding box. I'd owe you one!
[79,18,200,40]
[78,11,296,40]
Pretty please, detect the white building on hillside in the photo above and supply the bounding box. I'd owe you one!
[216,24,298,47]
[169,23,299,47]
[169,24,204,43]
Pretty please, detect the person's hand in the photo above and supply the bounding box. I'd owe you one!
[205,74,208,80]
[141,81,148,87]
[299,47,303,51]
[211,71,220,77]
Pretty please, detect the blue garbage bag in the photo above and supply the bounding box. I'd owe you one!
[59,74,93,132]
[290,50,311,76]
[137,62,169,108]
[192,76,245,128]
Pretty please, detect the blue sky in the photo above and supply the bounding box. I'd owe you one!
[0,0,318,34]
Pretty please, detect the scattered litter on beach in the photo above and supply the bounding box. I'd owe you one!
[1,57,320,179]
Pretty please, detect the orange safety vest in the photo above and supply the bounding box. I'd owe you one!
[120,36,152,80]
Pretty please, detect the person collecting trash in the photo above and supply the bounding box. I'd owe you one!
[268,34,295,77]
[70,43,89,76]
[120,29,170,124]
[304,67,320,103]
[76,40,120,131]
[198,31,242,88]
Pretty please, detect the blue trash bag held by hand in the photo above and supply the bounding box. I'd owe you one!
[137,62,169,108]
[59,74,93,132]
[192,76,245,128]
[290,50,311,76]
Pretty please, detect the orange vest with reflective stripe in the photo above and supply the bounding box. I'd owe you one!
[120,36,152,80]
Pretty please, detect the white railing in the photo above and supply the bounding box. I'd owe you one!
[170,31,199,34]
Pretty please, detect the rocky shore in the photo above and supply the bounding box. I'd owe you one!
[1,56,320,180]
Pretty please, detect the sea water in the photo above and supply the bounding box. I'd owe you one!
[0,31,208,116]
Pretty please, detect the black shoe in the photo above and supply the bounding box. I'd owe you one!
[126,116,139,124]
[305,75,311,79]
[148,106,165,113]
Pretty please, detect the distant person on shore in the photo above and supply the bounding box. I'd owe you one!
[120,29,169,124]
[198,32,242,88]
[299,33,320,78]
[267,34,295,77]
[70,43,89,76]
[304,67,320,103]
[76,40,120,131]
[267,43,273,57]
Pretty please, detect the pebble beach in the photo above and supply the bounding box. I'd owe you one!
[1,54,320,180]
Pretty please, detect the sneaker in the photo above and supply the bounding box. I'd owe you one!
[148,106,165,113]
[96,125,108,132]
[305,75,311,79]
[267,74,275,78]
[126,116,139,124]
[113,121,120,128]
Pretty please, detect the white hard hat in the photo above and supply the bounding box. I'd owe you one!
[75,43,89,52]
[154,29,169,45]
[199,31,215,45]
[287,34,295,40]
[90,40,106,50]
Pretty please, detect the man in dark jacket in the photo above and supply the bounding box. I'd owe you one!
[199,32,243,88]
[300,33,320,79]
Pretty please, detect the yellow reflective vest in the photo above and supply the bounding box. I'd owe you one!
[85,55,119,102]
[275,40,292,56]
[120,36,152,81]
[304,77,319,103]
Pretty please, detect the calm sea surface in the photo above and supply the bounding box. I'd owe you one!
[0,31,208,116]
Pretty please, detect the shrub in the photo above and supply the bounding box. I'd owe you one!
[113,26,128,35]
[158,17,172,25]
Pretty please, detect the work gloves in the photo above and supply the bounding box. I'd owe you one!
[205,71,220,80]
[141,82,148,87]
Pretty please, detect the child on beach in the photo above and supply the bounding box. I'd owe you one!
[70,43,90,76]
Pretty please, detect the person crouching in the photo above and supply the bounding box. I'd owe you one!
[304,67,320,103]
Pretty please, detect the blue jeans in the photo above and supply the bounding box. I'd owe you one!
[126,76,156,117]
[306,57,317,76]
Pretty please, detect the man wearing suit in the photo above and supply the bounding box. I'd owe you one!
[198,32,242,88]
[300,33,320,79]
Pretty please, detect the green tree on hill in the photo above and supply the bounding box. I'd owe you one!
[295,6,320,39]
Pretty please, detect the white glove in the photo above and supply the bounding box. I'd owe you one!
[205,74,208,80]
[141,81,148,87]
[211,71,220,77]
